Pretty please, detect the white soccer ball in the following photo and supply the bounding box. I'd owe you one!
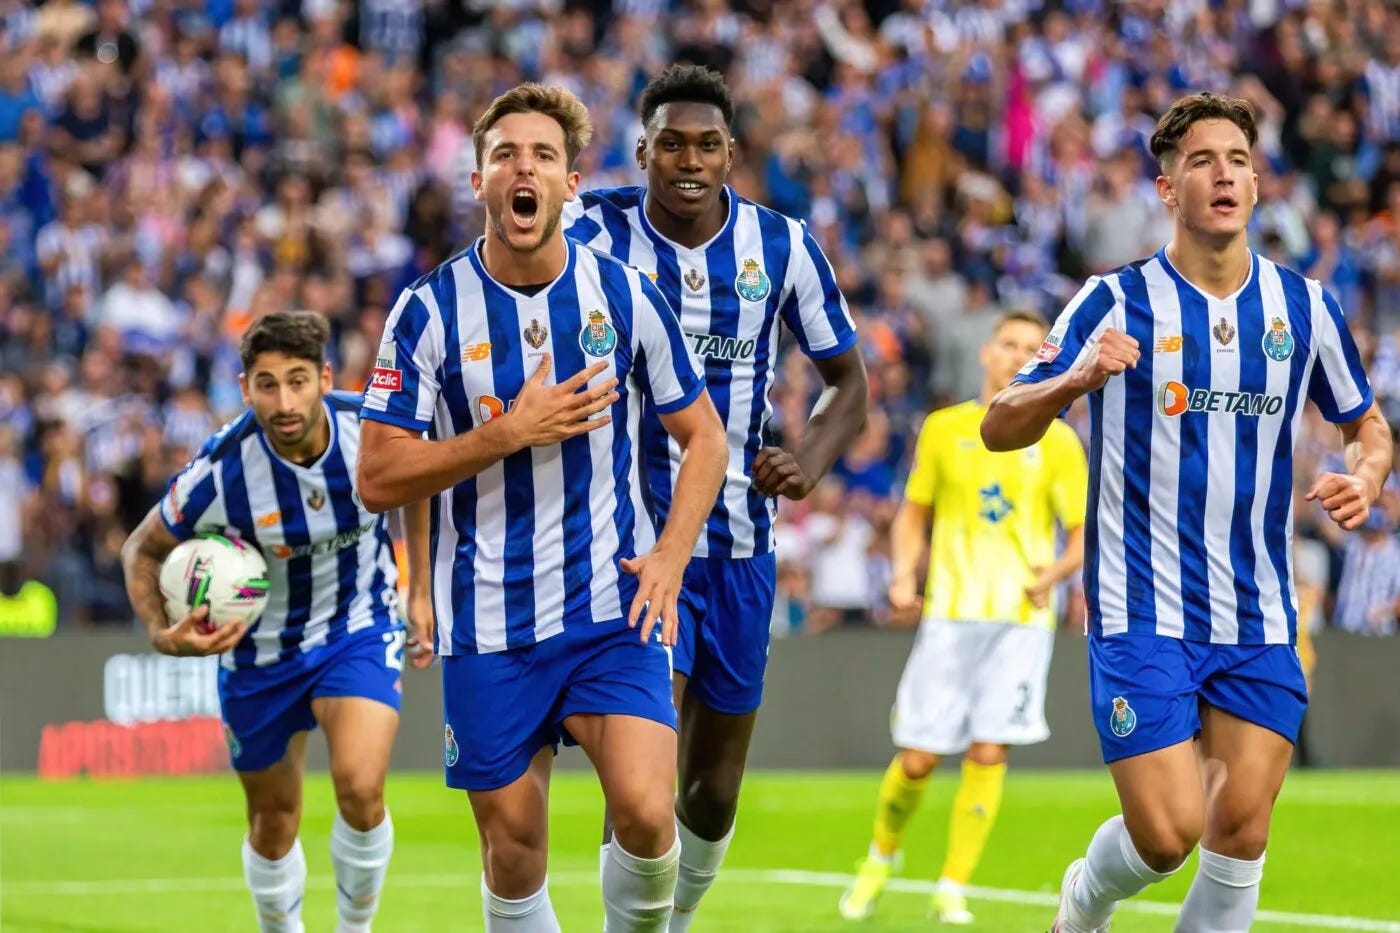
[159,534,270,630]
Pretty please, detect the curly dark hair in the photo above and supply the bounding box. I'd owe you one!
[1149,92,1259,166]
[639,64,735,130]
[239,310,331,372]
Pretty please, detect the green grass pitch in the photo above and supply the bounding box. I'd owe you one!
[3,769,1398,931]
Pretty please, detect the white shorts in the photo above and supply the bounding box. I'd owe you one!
[891,619,1054,755]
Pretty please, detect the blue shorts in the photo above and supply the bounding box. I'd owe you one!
[219,626,406,772]
[1089,632,1308,763]
[672,552,777,715]
[441,618,675,792]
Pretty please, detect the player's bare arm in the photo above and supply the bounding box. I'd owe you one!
[752,347,869,499]
[401,497,435,669]
[120,505,246,657]
[358,356,617,512]
[621,391,727,646]
[1025,524,1085,610]
[1306,401,1393,531]
[981,328,1140,451]
[887,499,931,614]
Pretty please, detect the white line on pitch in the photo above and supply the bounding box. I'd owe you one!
[4,868,1398,931]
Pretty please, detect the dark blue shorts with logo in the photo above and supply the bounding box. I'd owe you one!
[1088,631,1308,763]
[219,625,406,772]
[671,552,777,716]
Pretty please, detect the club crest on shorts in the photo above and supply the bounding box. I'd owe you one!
[1262,316,1294,362]
[223,723,242,760]
[735,257,771,302]
[444,723,459,767]
[579,310,617,357]
[523,318,547,350]
[1109,696,1137,738]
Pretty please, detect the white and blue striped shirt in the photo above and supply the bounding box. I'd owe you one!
[564,186,858,559]
[361,238,706,655]
[160,392,400,671]
[1015,248,1374,645]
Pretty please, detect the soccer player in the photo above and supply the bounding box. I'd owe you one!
[980,93,1393,932]
[356,83,728,932]
[564,64,867,928]
[838,311,1087,925]
[121,310,432,933]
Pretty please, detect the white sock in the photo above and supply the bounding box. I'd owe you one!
[242,836,306,933]
[669,818,733,931]
[1072,816,1178,927]
[867,842,895,865]
[602,835,680,933]
[481,876,560,932]
[601,843,612,933]
[1175,848,1265,933]
[330,810,394,933]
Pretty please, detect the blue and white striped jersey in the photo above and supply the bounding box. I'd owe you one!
[1015,248,1374,645]
[361,238,706,656]
[564,185,858,559]
[160,392,401,671]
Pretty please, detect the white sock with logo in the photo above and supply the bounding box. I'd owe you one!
[242,836,306,933]
[602,835,680,932]
[330,810,393,933]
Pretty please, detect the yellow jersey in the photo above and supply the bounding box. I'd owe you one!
[905,400,1088,629]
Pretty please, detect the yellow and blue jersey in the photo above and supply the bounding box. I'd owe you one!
[905,400,1088,629]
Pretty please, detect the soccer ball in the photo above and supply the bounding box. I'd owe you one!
[159,534,270,630]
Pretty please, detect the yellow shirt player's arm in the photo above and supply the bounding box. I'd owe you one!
[890,415,941,608]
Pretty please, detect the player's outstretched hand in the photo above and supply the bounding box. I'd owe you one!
[405,588,435,669]
[1306,471,1376,531]
[1070,328,1140,391]
[1024,565,1054,610]
[751,447,815,499]
[505,355,620,448]
[620,546,687,647]
[152,606,246,657]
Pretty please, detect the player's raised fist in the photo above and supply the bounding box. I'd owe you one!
[1070,328,1140,391]
[1306,471,1377,531]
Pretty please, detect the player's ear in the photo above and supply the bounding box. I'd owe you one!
[237,372,252,408]
[1156,174,1176,207]
[636,136,646,171]
[321,361,332,394]
[565,169,580,200]
[470,170,483,200]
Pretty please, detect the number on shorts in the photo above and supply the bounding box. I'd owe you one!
[1010,681,1031,725]
[383,629,406,671]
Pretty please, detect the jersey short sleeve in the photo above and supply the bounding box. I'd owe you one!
[160,450,221,540]
[1043,420,1090,529]
[632,272,706,415]
[1014,276,1119,386]
[903,412,943,507]
[780,225,859,361]
[360,286,445,433]
[1307,283,1374,424]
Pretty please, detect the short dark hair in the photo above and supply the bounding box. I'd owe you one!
[993,310,1048,335]
[639,64,735,130]
[1149,92,1259,167]
[473,82,593,170]
[239,310,331,372]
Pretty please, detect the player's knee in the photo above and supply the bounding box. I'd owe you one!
[677,763,743,837]
[899,749,939,780]
[1206,803,1272,860]
[247,800,300,856]
[331,770,385,830]
[1131,824,1199,873]
[480,818,548,894]
[609,788,678,858]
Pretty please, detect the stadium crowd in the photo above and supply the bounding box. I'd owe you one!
[1,0,1399,635]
